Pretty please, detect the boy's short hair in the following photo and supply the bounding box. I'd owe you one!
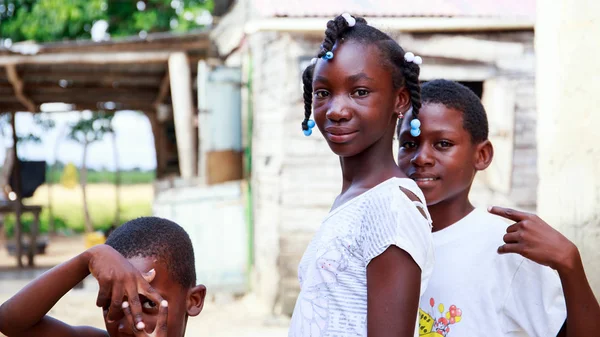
[105,217,196,288]
[421,79,489,143]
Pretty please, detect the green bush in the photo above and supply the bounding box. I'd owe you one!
[47,169,155,185]
[2,199,152,238]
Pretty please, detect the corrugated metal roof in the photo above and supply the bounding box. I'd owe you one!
[253,0,535,20]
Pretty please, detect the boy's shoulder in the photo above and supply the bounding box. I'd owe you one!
[437,208,513,246]
[472,208,512,231]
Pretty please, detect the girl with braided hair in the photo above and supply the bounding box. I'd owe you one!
[289,13,433,337]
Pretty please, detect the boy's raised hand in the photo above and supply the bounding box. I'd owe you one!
[87,245,165,329]
[488,206,579,273]
[122,300,169,337]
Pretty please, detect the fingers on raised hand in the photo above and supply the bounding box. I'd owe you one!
[143,269,156,283]
[149,300,169,337]
[137,273,164,314]
[497,243,523,255]
[503,231,521,244]
[488,206,530,222]
[122,300,169,337]
[96,282,112,308]
[106,283,124,322]
[122,301,147,334]
[125,280,147,328]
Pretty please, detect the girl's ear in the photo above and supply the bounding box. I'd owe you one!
[186,284,207,316]
[474,140,493,171]
[395,88,411,117]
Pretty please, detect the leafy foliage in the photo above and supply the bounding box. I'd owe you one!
[0,0,214,43]
[67,111,113,145]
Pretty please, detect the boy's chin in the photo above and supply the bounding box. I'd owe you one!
[420,191,446,207]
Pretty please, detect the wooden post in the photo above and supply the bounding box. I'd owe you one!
[145,111,168,179]
[10,112,23,268]
[168,52,197,178]
[28,209,40,266]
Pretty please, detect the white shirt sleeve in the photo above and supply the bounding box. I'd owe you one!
[359,186,432,272]
[502,259,567,337]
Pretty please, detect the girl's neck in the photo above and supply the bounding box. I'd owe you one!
[427,188,475,232]
[339,137,404,194]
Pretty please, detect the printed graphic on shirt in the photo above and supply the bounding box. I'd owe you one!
[290,235,358,337]
[418,298,462,337]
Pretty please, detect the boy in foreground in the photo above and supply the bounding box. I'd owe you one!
[0,217,206,337]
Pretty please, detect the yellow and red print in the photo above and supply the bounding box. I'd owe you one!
[419,298,462,336]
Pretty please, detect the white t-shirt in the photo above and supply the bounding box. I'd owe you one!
[418,208,566,337]
[289,177,435,337]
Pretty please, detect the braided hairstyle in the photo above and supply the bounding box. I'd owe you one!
[301,14,422,133]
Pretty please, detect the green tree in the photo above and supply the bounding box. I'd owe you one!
[0,0,214,43]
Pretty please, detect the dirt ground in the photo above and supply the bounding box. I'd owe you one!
[0,236,289,337]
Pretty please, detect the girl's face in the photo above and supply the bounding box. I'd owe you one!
[312,41,407,157]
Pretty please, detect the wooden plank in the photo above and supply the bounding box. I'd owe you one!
[5,65,36,112]
[22,73,163,88]
[481,78,516,194]
[0,101,154,112]
[37,31,210,53]
[153,72,171,107]
[10,112,23,267]
[145,111,169,178]
[419,63,497,81]
[25,87,158,96]
[405,34,526,63]
[27,93,159,103]
[168,52,197,178]
[0,51,173,66]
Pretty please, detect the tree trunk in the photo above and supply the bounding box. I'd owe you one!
[48,124,66,235]
[81,139,93,233]
[112,130,120,227]
[10,112,24,267]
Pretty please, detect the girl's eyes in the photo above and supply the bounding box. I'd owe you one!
[314,90,329,98]
[353,89,369,97]
[437,140,453,148]
[313,89,369,98]
[401,141,417,149]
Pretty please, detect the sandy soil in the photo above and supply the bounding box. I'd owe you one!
[0,236,289,337]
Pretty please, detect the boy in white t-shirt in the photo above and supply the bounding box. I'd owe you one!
[397,79,600,337]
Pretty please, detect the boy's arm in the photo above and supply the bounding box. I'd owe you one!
[0,244,162,337]
[0,246,106,337]
[489,207,600,337]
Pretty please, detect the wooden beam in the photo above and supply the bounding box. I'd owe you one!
[153,72,171,107]
[26,87,158,96]
[0,102,40,113]
[0,51,173,66]
[10,112,24,267]
[5,65,37,112]
[145,110,168,179]
[403,34,526,63]
[168,52,197,178]
[22,73,163,88]
[39,39,210,54]
[70,102,157,112]
[38,32,210,54]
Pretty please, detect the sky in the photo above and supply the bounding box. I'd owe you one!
[0,110,157,171]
